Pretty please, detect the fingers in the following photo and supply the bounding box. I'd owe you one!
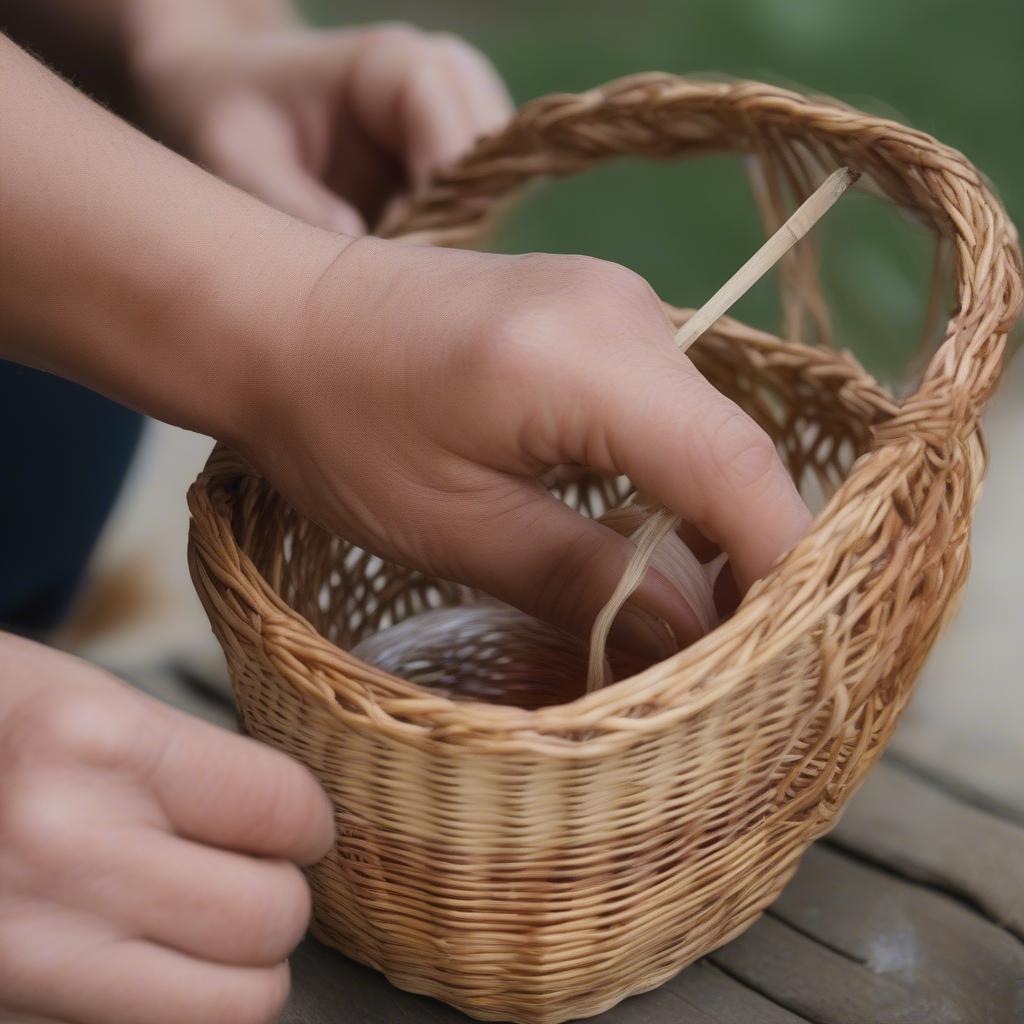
[63,828,312,967]
[432,34,514,155]
[145,707,335,865]
[345,26,513,187]
[599,356,812,591]
[12,932,289,1024]
[198,93,365,233]
[437,475,703,659]
[397,60,473,185]
[403,36,513,185]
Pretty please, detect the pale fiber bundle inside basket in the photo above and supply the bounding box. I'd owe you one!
[351,505,726,708]
[600,505,728,635]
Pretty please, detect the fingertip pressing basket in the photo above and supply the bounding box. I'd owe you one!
[187,76,1022,1024]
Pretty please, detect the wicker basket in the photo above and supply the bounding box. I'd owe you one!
[187,75,1022,1024]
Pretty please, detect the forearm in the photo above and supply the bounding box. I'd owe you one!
[0,34,344,442]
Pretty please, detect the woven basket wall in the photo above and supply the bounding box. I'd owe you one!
[187,75,1022,1024]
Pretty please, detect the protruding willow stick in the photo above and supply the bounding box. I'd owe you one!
[672,167,858,351]
[585,166,859,693]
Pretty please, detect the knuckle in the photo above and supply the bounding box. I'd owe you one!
[0,928,15,996]
[228,860,311,962]
[462,309,559,385]
[430,31,483,61]
[460,255,663,388]
[0,784,36,849]
[0,921,37,1010]
[250,751,331,860]
[262,761,306,836]
[367,22,424,50]
[208,963,290,1024]
[6,691,129,769]
[705,409,781,493]
[538,257,666,357]
[429,29,463,49]
[564,255,658,309]
[0,780,76,868]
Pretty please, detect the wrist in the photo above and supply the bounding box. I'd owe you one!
[220,233,399,481]
[199,223,358,455]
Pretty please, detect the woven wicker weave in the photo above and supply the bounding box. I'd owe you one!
[187,75,1022,1024]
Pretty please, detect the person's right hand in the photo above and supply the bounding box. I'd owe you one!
[236,238,812,662]
[0,632,335,1024]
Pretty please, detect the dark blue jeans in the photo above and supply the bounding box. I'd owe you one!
[0,359,142,633]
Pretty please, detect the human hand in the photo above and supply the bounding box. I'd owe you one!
[0,632,335,1024]
[239,238,812,661]
[131,19,512,232]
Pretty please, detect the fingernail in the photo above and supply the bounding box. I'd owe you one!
[611,606,679,662]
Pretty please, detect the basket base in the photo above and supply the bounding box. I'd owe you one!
[305,877,794,1024]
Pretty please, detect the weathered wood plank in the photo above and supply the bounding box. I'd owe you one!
[828,759,1024,936]
[713,843,1024,1024]
[886,742,1024,827]
[712,914,909,1023]
[621,960,810,1023]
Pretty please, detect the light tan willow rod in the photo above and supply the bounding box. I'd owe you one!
[585,166,858,692]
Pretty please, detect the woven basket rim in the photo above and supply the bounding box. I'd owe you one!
[188,74,1022,753]
[190,317,896,752]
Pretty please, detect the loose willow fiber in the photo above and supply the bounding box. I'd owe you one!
[187,75,1022,1024]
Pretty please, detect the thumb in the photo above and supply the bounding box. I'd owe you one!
[441,478,704,662]
[198,96,365,234]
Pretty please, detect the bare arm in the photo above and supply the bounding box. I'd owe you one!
[0,30,324,441]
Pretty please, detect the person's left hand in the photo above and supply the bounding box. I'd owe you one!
[132,23,513,232]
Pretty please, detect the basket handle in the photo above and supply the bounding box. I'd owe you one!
[382,74,1022,433]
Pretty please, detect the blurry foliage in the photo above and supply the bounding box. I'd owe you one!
[301,0,1023,382]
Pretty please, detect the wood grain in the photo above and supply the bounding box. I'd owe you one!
[828,759,1024,937]
[715,842,1024,1023]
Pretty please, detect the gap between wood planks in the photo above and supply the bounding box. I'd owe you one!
[706,956,825,1024]
[820,838,1024,945]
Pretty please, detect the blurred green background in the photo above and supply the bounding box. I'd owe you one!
[301,0,1022,382]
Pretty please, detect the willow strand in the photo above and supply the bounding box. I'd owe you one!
[586,167,858,692]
